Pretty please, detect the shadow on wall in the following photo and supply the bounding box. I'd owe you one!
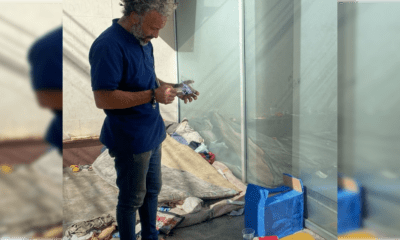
[175,0,227,53]
[63,11,92,78]
[0,14,35,78]
[175,0,196,52]
[158,7,179,51]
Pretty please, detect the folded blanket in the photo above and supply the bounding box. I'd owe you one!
[161,134,240,192]
[92,149,238,202]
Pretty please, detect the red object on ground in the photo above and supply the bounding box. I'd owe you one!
[207,152,215,164]
[199,152,215,164]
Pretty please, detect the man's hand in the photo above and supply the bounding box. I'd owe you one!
[179,90,199,104]
[155,84,177,104]
[176,80,200,104]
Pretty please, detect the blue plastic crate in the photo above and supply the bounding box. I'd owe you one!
[245,173,304,238]
[338,176,362,235]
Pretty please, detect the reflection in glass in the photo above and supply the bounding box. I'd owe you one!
[176,0,243,179]
[177,0,338,237]
[338,2,400,237]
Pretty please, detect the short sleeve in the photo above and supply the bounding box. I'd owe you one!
[27,27,62,91]
[89,39,123,91]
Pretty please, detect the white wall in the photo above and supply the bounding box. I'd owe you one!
[0,3,61,140]
[63,0,178,140]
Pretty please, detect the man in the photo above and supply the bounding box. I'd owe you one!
[28,26,63,154]
[89,1,199,239]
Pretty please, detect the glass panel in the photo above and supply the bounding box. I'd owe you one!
[293,0,338,235]
[177,0,338,236]
[338,2,400,237]
[244,0,337,235]
[244,0,294,187]
[176,0,243,178]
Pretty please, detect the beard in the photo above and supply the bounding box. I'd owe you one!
[130,23,152,46]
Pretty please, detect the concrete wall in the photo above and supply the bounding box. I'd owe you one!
[0,3,61,140]
[63,0,178,140]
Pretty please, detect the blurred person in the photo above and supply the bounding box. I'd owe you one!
[89,0,199,239]
[0,24,63,238]
[27,26,62,154]
[25,26,63,238]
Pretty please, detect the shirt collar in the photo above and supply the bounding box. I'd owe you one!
[112,18,140,45]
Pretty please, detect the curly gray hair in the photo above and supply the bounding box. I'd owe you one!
[120,0,178,17]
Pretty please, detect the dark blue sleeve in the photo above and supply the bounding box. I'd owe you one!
[27,27,62,91]
[89,39,123,91]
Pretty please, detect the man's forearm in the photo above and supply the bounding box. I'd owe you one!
[94,89,152,109]
[35,90,62,110]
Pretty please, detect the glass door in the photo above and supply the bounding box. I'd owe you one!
[176,0,243,178]
[244,0,337,237]
[176,0,338,238]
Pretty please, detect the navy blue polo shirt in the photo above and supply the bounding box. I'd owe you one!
[28,27,62,152]
[89,19,166,154]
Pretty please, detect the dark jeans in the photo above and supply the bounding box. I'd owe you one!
[109,144,162,240]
